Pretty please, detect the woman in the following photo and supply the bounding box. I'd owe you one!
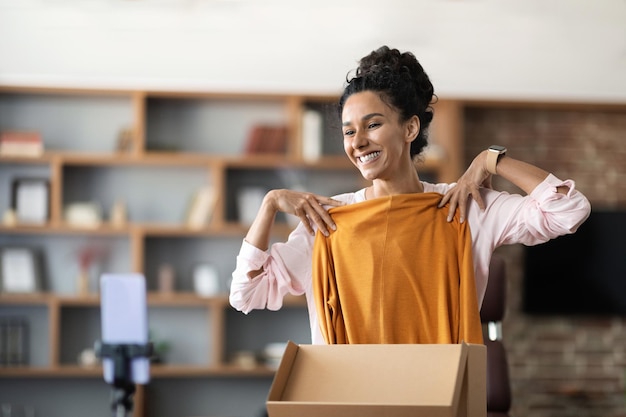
[229,46,591,345]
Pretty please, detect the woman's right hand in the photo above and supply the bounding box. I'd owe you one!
[244,189,344,278]
[265,189,345,236]
[438,151,492,223]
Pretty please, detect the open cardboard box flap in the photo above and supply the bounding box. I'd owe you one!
[267,341,486,417]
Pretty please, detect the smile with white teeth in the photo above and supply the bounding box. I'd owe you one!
[358,151,380,163]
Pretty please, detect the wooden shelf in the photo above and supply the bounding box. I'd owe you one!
[0,85,459,417]
[0,154,53,164]
[0,366,102,378]
[0,292,305,308]
[0,151,443,173]
[150,364,277,378]
[60,151,218,166]
[0,364,278,378]
[0,292,52,305]
[0,221,298,237]
[0,223,131,236]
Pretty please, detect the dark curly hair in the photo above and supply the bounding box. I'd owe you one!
[338,46,437,158]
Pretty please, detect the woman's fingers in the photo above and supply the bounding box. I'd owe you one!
[319,196,346,208]
[312,201,340,236]
[438,192,451,208]
[281,191,344,236]
[441,183,487,223]
[300,195,341,236]
[438,184,460,222]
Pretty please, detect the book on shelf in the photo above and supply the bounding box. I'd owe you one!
[12,178,49,225]
[185,186,217,230]
[0,131,43,157]
[244,124,288,155]
[301,109,323,162]
[0,317,29,365]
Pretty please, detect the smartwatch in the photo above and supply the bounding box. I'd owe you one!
[486,145,507,175]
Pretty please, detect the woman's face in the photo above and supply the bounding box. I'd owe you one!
[341,91,418,182]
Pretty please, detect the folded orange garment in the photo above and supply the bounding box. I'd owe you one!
[312,192,483,345]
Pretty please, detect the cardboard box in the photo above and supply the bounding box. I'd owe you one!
[267,341,486,417]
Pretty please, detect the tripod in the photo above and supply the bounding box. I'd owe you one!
[95,341,153,417]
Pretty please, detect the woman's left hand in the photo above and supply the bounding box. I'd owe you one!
[438,150,492,223]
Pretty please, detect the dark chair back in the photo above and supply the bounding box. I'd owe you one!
[481,255,512,417]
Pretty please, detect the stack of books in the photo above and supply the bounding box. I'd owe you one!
[244,125,288,155]
[185,186,217,230]
[0,316,29,366]
[0,131,44,157]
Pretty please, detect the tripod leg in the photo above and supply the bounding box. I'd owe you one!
[111,384,135,417]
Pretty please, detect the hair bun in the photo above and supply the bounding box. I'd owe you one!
[422,111,434,124]
[339,45,436,159]
[357,46,401,76]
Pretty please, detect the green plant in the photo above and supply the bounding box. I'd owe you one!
[149,330,171,364]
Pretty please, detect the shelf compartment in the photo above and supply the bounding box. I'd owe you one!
[58,306,101,366]
[62,165,211,224]
[300,99,345,158]
[143,236,242,294]
[148,306,213,366]
[0,234,131,295]
[0,304,50,367]
[145,377,273,417]
[0,91,134,153]
[145,95,290,155]
[0,162,52,222]
[224,167,364,224]
[225,306,310,368]
[56,304,215,368]
[0,378,111,417]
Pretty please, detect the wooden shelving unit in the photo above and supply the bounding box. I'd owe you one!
[0,86,462,417]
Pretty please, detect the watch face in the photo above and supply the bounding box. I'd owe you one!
[489,145,507,153]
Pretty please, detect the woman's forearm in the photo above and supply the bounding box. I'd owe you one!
[490,152,568,195]
[244,192,278,252]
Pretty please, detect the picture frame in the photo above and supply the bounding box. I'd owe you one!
[11,177,50,225]
[0,247,42,293]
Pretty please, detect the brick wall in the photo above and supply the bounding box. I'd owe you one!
[462,104,626,417]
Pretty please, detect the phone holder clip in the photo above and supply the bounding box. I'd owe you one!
[95,341,153,417]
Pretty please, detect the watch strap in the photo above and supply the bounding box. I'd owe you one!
[486,147,506,175]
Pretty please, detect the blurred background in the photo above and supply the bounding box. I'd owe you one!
[1,0,625,100]
[1,1,625,417]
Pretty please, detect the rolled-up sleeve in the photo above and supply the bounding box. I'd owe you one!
[476,173,592,249]
[463,174,591,307]
[526,174,592,234]
[229,225,314,313]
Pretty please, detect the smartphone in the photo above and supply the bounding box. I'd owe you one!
[100,273,150,385]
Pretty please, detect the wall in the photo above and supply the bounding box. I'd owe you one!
[465,105,626,417]
[2,1,626,416]
[0,0,625,102]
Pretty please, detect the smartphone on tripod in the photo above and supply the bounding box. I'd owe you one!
[99,273,151,416]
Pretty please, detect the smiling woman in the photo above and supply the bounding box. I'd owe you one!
[340,91,421,187]
[229,45,591,345]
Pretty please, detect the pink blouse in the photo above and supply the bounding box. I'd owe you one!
[229,173,591,344]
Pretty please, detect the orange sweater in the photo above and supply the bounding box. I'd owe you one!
[312,193,483,345]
